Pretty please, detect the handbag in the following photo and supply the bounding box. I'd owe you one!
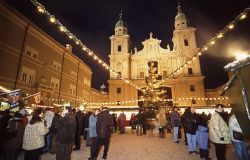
[233,130,245,141]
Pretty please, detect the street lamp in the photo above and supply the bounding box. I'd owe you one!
[235,51,249,61]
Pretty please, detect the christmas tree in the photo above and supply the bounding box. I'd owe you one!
[140,62,167,112]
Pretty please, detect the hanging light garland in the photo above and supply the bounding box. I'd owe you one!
[88,96,229,106]
[30,0,142,91]
[156,6,250,86]
[0,85,11,93]
[29,0,249,93]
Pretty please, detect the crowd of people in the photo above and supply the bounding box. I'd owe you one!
[0,104,249,160]
[0,106,114,160]
[161,104,248,160]
[125,104,249,160]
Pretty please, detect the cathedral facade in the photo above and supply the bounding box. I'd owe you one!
[108,5,206,107]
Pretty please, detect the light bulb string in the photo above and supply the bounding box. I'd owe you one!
[30,0,249,93]
[30,0,143,91]
[158,6,250,85]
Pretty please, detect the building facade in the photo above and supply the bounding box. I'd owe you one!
[0,3,105,107]
[108,4,207,107]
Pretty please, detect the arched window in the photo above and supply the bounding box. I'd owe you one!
[184,39,189,46]
[118,45,122,52]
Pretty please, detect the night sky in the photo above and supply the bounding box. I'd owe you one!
[4,0,250,90]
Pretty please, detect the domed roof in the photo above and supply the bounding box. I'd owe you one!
[115,11,127,28]
[175,12,186,19]
[175,3,186,20]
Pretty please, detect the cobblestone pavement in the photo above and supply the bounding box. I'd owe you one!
[18,129,236,160]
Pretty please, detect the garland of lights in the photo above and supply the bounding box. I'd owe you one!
[88,96,229,106]
[0,85,11,93]
[157,7,250,86]
[0,85,229,107]
[30,0,142,91]
[30,0,250,93]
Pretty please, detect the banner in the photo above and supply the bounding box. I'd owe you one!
[24,92,41,105]
[7,89,20,108]
[33,92,41,104]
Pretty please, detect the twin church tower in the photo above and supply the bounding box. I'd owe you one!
[108,3,206,107]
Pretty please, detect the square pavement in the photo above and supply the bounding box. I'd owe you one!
[18,129,236,160]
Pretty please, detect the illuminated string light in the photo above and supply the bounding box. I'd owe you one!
[87,96,229,106]
[0,85,11,92]
[217,34,223,38]
[37,6,44,13]
[30,0,250,93]
[240,14,247,19]
[155,6,250,87]
[49,16,56,23]
[210,40,215,45]
[228,24,234,29]
[59,26,65,32]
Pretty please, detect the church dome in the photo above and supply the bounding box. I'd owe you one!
[115,20,127,28]
[175,12,186,19]
[175,3,186,20]
[115,11,127,28]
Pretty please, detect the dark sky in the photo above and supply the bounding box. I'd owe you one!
[4,0,250,89]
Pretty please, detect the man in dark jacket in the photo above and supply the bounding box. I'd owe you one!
[3,112,25,160]
[56,107,76,160]
[74,109,84,150]
[84,111,91,146]
[181,107,191,145]
[183,107,200,154]
[50,111,61,154]
[136,111,144,136]
[170,107,181,143]
[96,107,113,159]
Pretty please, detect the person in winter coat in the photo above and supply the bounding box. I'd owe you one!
[22,108,49,160]
[117,112,126,134]
[157,108,167,138]
[209,104,231,160]
[50,110,61,154]
[183,107,200,154]
[130,113,137,134]
[229,114,249,160]
[3,112,25,160]
[181,107,191,145]
[136,111,144,136]
[84,111,91,146]
[196,117,211,160]
[43,109,55,152]
[170,107,181,143]
[56,107,76,160]
[165,110,172,133]
[88,110,99,160]
[96,107,114,159]
[74,109,84,150]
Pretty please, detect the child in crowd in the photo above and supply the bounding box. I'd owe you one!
[196,118,211,160]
